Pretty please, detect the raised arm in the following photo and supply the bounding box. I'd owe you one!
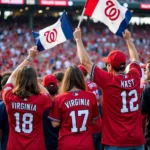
[73,28,94,74]
[7,46,38,85]
[123,29,140,63]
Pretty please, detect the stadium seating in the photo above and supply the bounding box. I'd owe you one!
[0,22,149,77]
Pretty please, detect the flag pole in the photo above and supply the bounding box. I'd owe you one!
[77,8,86,28]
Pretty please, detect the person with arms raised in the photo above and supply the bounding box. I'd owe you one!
[74,28,145,150]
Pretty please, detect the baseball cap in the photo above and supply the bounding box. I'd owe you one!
[43,74,58,87]
[102,50,126,69]
[78,65,87,74]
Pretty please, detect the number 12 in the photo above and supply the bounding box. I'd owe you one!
[121,89,138,113]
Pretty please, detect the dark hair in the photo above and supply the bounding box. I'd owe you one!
[112,62,126,72]
[60,66,86,93]
[13,66,40,99]
[1,76,9,88]
[102,67,108,72]
[46,84,58,96]
[53,71,64,83]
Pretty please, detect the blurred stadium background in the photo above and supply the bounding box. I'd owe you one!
[0,0,150,77]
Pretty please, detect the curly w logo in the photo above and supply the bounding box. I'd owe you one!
[44,29,58,43]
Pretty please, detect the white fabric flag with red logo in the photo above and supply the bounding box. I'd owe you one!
[32,12,73,51]
[84,0,132,36]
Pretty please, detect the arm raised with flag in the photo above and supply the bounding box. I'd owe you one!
[74,27,139,74]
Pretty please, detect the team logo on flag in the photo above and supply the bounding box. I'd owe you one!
[44,29,58,43]
[105,0,120,21]
[32,12,73,51]
[84,0,132,36]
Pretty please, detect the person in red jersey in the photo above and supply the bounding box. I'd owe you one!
[74,28,145,150]
[78,64,102,150]
[49,65,100,150]
[2,46,52,150]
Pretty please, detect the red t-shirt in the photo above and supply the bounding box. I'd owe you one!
[91,62,145,146]
[49,90,100,150]
[86,81,102,134]
[2,83,52,150]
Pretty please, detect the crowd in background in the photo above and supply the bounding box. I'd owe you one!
[0,22,150,77]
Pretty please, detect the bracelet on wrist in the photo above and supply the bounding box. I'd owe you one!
[26,56,32,62]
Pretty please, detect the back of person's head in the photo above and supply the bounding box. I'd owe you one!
[102,50,126,72]
[53,71,64,83]
[78,65,88,77]
[13,66,40,99]
[60,65,86,93]
[1,76,9,88]
[43,74,58,96]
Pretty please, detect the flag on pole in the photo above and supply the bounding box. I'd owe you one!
[32,12,73,51]
[84,0,132,36]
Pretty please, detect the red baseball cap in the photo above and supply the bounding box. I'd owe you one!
[102,50,126,69]
[78,65,87,74]
[43,74,58,87]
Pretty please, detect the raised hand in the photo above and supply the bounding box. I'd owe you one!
[28,46,38,58]
[122,29,131,41]
[73,27,82,41]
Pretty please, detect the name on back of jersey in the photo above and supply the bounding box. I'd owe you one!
[121,79,135,88]
[12,102,36,111]
[65,99,89,108]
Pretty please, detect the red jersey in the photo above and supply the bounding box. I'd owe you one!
[2,83,52,150]
[86,81,102,134]
[86,81,100,101]
[49,90,100,150]
[91,62,145,146]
